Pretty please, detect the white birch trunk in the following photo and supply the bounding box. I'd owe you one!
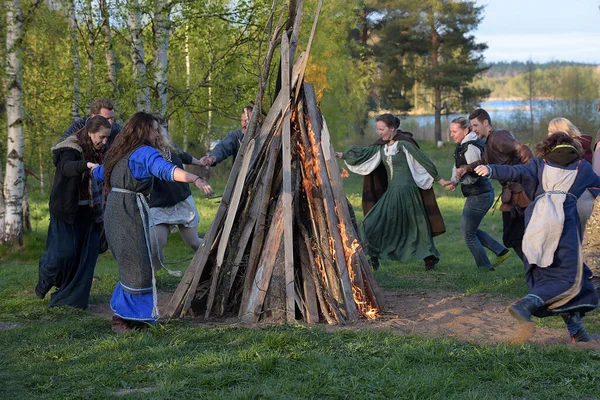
[0,163,5,238]
[100,0,119,106]
[4,0,25,245]
[153,0,170,132]
[85,0,95,102]
[206,29,213,151]
[68,0,81,119]
[128,0,150,111]
[183,23,190,151]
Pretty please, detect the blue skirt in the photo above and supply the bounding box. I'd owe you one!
[110,284,157,324]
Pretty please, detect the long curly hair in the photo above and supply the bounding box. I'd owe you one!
[102,112,164,190]
[77,115,110,163]
[534,131,583,158]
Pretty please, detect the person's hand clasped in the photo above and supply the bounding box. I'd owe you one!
[194,177,214,196]
[87,162,99,170]
[474,165,490,177]
[455,166,467,180]
[198,155,216,167]
[438,178,456,192]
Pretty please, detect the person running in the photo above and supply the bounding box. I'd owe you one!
[442,116,510,271]
[336,113,445,271]
[93,112,213,332]
[475,132,600,343]
[457,108,532,262]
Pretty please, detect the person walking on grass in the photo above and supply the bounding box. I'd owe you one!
[36,116,111,308]
[336,113,445,271]
[92,112,213,333]
[475,132,600,344]
[441,116,510,271]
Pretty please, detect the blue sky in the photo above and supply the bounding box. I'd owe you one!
[475,0,600,63]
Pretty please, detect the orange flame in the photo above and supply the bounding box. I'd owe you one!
[338,214,379,320]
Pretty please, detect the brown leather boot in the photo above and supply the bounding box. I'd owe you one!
[111,315,130,333]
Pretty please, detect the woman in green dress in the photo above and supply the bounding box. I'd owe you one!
[336,114,446,270]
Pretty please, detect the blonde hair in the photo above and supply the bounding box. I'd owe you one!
[548,117,581,138]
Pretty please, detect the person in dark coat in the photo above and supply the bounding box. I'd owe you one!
[475,132,600,344]
[198,105,253,167]
[442,117,510,270]
[547,117,597,229]
[458,108,532,261]
[93,112,213,333]
[59,98,122,149]
[35,116,111,308]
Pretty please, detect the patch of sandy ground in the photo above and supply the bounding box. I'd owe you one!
[83,289,600,349]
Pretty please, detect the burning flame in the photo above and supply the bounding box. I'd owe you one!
[338,215,379,320]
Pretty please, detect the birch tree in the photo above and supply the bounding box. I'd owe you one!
[152,0,171,132]
[4,0,26,245]
[85,0,96,102]
[100,0,119,108]
[128,0,150,111]
[68,0,81,120]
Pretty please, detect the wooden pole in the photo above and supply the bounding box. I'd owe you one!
[281,33,295,323]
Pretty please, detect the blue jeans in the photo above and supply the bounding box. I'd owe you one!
[461,191,507,269]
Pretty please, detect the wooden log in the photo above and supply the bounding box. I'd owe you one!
[240,196,286,323]
[288,0,303,63]
[293,0,324,102]
[281,33,295,323]
[299,225,337,324]
[321,116,384,315]
[238,129,282,318]
[296,103,344,307]
[298,227,319,323]
[204,139,257,318]
[263,225,287,322]
[303,83,358,321]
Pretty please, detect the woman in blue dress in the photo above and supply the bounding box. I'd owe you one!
[93,112,213,332]
[475,132,600,343]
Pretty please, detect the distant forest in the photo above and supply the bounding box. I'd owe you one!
[482,61,599,78]
[476,61,600,100]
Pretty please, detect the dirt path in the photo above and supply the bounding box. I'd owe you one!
[88,289,600,348]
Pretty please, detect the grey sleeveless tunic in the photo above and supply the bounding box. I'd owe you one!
[104,149,154,294]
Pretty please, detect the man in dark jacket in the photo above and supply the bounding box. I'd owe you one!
[199,105,253,167]
[457,108,532,261]
[59,98,122,149]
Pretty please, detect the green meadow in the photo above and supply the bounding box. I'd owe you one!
[2,142,600,399]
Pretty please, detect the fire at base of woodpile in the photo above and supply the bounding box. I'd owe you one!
[165,2,383,325]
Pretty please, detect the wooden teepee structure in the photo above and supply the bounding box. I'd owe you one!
[165,0,383,324]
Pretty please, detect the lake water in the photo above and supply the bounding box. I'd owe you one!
[384,99,600,142]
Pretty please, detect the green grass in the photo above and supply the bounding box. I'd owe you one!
[2,142,600,399]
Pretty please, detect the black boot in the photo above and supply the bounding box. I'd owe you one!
[570,328,600,343]
[507,294,542,323]
[370,257,380,271]
[424,256,439,271]
[34,279,52,299]
[507,295,542,345]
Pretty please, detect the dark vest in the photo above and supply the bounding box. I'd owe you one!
[454,139,493,197]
